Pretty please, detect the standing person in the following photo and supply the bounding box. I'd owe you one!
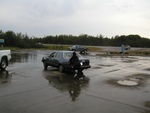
[69,52,81,78]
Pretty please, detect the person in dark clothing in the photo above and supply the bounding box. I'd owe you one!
[69,52,82,78]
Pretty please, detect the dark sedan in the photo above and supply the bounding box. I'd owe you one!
[69,45,88,53]
[41,51,91,72]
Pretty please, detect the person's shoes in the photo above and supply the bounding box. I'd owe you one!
[74,73,77,78]
[75,70,78,73]
[79,77,84,80]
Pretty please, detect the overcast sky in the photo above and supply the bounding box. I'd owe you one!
[0,0,150,38]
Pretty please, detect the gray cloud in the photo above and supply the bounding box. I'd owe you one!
[0,0,150,38]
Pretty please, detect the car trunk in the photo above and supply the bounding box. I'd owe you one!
[79,58,90,66]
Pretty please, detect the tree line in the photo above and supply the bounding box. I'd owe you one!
[0,30,150,48]
[0,30,43,48]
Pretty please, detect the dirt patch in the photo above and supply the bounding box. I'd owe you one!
[145,68,150,71]
[92,66,103,69]
[122,59,138,63]
[98,64,114,67]
[92,64,114,70]
[105,69,120,73]
[145,101,150,108]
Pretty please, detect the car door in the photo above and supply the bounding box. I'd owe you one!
[48,52,62,67]
[47,52,57,67]
[52,52,61,67]
[46,52,56,66]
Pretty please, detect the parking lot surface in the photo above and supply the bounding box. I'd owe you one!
[0,50,150,113]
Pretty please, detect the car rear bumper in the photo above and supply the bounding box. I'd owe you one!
[65,64,91,71]
[81,65,91,69]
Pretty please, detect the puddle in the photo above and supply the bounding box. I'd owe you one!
[44,73,89,101]
[106,73,150,88]
[0,70,12,84]
[117,80,138,86]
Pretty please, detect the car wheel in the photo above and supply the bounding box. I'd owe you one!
[0,58,7,70]
[43,62,48,69]
[59,65,64,73]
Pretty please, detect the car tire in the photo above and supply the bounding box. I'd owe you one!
[0,58,7,70]
[43,62,48,70]
[58,65,64,73]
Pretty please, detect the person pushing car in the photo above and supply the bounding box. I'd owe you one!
[69,52,82,78]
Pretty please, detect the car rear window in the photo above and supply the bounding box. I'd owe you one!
[63,52,82,59]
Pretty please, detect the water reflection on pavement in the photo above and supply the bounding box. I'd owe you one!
[0,70,11,84]
[43,70,90,101]
[0,50,150,113]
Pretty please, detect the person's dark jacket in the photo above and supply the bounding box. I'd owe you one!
[69,52,80,69]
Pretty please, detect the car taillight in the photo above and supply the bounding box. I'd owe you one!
[80,62,83,65]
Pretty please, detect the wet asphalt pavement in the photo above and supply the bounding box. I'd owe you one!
[0,50,150,113]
